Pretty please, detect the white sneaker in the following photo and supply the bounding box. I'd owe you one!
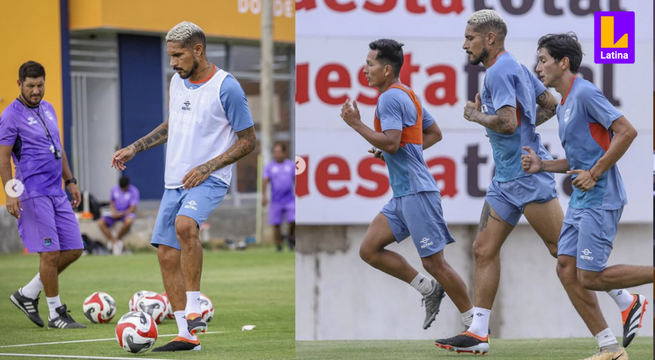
[113,240,124,255]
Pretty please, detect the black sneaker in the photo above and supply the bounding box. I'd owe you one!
[435,332,490,355]
[186,313,207,335]
[10,289,44,327]
[152,337,201,352]
[288,236,295,251]
[622,293,647,348]
[48,304,86,329]
[421,280,445,330]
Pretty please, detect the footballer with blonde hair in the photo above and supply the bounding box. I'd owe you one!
[111,21,256,352]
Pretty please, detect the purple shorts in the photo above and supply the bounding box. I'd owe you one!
[268,201,295,225]
[101,213,136,228]
[18,195,83,253]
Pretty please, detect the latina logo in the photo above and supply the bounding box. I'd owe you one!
[594,11,634,64]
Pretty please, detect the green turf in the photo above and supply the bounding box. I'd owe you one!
[0,248,294,359]
[296,338,653,359]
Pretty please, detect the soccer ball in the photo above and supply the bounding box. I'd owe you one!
[115,311,158,353]
[129,290,158,312]
[199,293,214,323]
[161,291,174,319]
[135,293,168,324]
[83,292,116,323]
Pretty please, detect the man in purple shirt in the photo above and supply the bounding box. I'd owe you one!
[262,143,295,251]
[0,61,85,329]
[97,176,140,255]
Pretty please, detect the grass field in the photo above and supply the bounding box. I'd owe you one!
[0,247,294,359]
[296,338,653,359]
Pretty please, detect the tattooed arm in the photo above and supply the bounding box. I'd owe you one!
[463,93,517,134]
[130,121,169,153]
[181,126,257,189]
[111,121,169,170]
[535,90,558,126]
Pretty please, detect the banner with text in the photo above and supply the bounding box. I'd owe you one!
[296,2,653,224]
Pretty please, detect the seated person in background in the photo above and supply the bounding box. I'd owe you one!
[97,176,139,255]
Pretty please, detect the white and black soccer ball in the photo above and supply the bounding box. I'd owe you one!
[135,293,168,324]
[161,291,174,319]
[83,292,116,323]
[199,293,214,323]
[128,290,157,312]
[115,311,158,353]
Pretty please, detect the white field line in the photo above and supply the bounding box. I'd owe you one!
[0,354,182,360]
[0,331,224,348]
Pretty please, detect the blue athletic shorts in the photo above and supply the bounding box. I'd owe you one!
[151,176,228,250]
[485,172,558,226]
[558,206,623,272]
[380,191,455,258]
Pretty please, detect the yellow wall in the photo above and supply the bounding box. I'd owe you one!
[0,0,64,205]
[70,0,295,43]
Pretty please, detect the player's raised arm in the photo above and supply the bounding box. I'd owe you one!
[463,93,517,134]
[535,89,558,126]
[341,99,402,154]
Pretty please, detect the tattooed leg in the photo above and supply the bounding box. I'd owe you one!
[472,201,514,310]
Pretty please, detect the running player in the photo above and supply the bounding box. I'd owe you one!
[521,32,650,360]
[340,39,474,331]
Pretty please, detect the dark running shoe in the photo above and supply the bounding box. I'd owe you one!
[187,313,207,336]
[48,304,86,329]
[288,236,295,251]
[10,288,44,327]
[621,293,647,348]
[152,336,201,352]
[435,332,490,355]
[422,279,445,330]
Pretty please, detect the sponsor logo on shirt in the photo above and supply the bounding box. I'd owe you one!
[45,110,54,121]
[564,108,571,123]
[182,101,192,111]
[184,200,198,211]
[27,117,37,126]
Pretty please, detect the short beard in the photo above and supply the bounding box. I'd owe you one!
[469,47,490,66]
[180,58,199,80]
[20,92,40,107]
